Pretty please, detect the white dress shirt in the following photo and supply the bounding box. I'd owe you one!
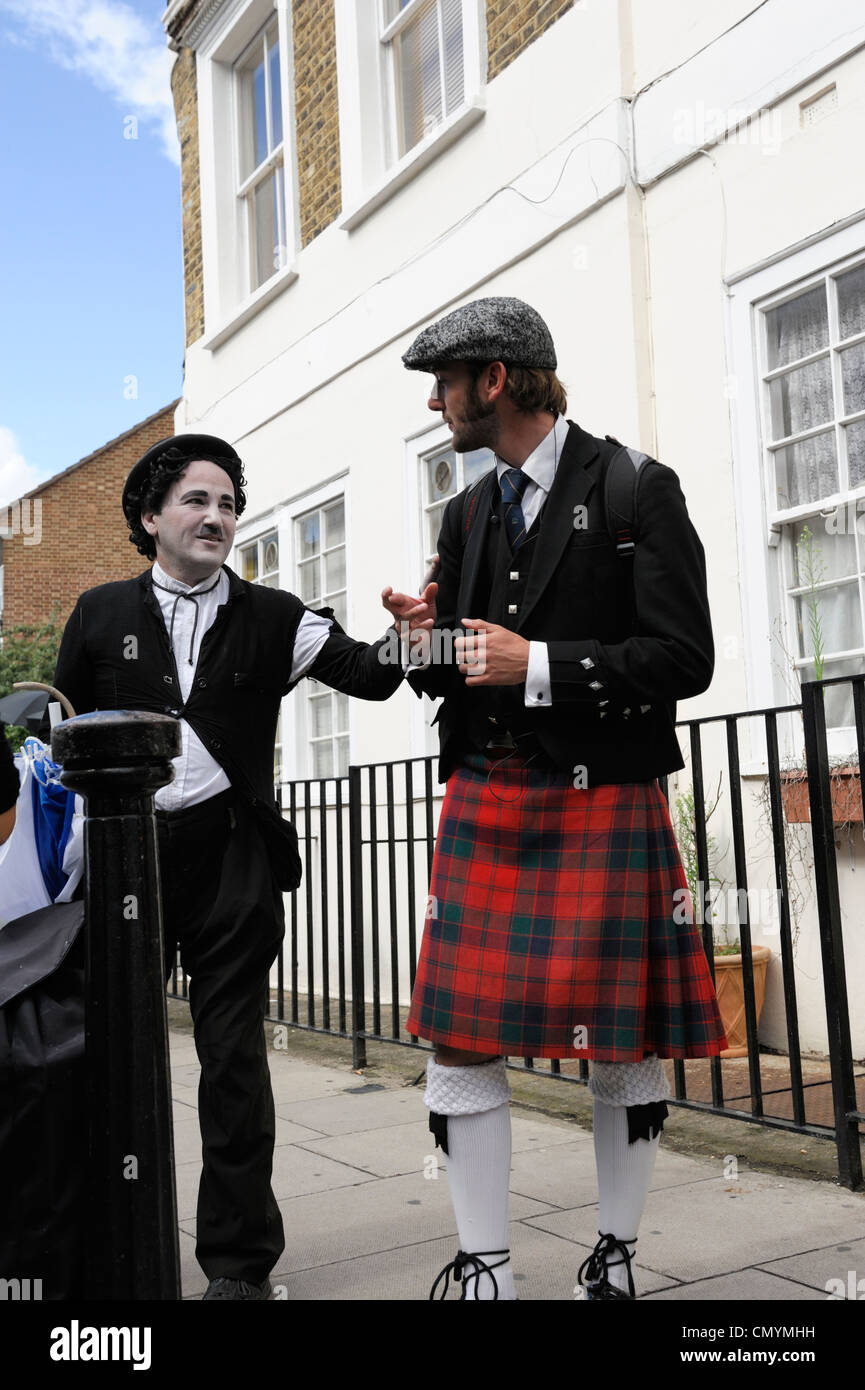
[150,562,332,811]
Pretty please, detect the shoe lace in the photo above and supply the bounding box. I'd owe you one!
[576,1232,637,1299]
[429,1249,510,1301]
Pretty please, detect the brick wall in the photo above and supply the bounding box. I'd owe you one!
[1,404,180,633]
[487,0,575,81]
[171,47,205,347]
[293,0,342,246]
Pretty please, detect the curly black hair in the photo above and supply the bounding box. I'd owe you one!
[125,446,248,560]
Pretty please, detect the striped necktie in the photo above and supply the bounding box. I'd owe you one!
[500,467,531,552]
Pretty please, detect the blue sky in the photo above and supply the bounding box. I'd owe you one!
[0,1,183,504]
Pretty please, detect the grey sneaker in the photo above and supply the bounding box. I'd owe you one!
[202,1276,272,1301]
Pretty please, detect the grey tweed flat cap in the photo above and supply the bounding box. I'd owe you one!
[402,296,557,371]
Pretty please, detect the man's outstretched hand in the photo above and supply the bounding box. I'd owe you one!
[380,582,437,632]
[382,555,439,633]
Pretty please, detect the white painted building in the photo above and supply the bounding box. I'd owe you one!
[162,0,865,1056]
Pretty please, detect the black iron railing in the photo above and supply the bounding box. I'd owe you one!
[168,678,865,1189]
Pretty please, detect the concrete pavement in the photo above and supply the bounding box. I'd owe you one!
[168,1014,865,1302]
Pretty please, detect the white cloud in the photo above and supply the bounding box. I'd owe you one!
[0,0,179,163]
[0,428,47,508]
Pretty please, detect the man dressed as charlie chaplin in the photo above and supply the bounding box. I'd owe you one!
[400,297,727,1300]
[53,435,434,1300]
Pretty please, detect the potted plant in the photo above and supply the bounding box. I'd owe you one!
[672,779,772,1058]
[709,939,773,1059]
[779,760,862,824]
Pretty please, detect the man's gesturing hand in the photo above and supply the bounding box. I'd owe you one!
[381,577,438,633]
[456,619,530,685]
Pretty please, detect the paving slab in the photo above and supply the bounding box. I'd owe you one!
[169,1063,202,1089]
[758,1236,865,1298]
[292,1111,586,1180]
[171,1098,199,1123]
[508,1140,601,1208]
[650,1142,735,1188]
[273,1116,331,1144]
[270,1068,378,1105]
[271,1173,555,1272]
[510,1113,592,1152]
[172,1126,204,1167]
[524,1169,865,1282]
[168,1048,200,1070]
[176,1148,378,1219]
[643,1268,826,1300]
[175,1159,203,1222]
[169,1057,200,1076]
[293,1119,440,1179]
[179,1227,209,1300]
[174,1134,374,1219]
[508,1138,722,1210]
[274,1085,426,1135]
[270,1142,377,1201]
[271,1234,458,1301]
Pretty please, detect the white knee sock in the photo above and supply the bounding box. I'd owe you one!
[445,1103,516,1300]
[592,1098,661,1294]
[424,1057,516,1300]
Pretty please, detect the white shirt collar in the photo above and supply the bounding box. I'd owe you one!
[151,560,224,595]
[494,413,569,493]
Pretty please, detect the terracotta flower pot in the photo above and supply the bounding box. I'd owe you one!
[780,766,862,824]
[712,945,773,1058]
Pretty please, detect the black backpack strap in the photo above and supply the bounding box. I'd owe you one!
[603,439,653,626]
[604,438,652,556]
[461,472,493,546]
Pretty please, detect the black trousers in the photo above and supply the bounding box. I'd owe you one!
[157,790,285,1283]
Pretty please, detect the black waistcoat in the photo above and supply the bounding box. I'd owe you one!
[51,568,310,886]
[463,485,547,748]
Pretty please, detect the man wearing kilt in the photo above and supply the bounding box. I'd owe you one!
[399,297,726,1300]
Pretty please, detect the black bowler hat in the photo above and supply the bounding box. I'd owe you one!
[122,433,243,521]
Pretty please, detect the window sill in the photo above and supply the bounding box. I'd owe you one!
[200,262,298,352]
[339,98,485,232]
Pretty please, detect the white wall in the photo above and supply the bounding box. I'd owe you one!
[176,0,865,1048]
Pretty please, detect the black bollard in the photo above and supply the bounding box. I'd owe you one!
[52,710,182,1301]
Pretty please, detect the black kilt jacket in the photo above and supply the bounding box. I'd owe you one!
[406,419,714,783]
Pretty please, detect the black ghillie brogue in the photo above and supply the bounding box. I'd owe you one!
[576,1232,637,1300]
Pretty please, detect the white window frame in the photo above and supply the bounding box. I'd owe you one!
[196,0,300,351]
[234,16,288,295]
[334,0,486,230]
[287,480,351,786]
[232,515,287,787]
[726,210,865,768]
[238,527,281,587]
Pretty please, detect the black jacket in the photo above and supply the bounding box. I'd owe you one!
[406,420,714,783]
[52,565,404,886]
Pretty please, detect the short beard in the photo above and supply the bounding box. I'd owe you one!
[451,377,499,454]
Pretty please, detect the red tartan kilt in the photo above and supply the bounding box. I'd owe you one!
[406,752,727,1061]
